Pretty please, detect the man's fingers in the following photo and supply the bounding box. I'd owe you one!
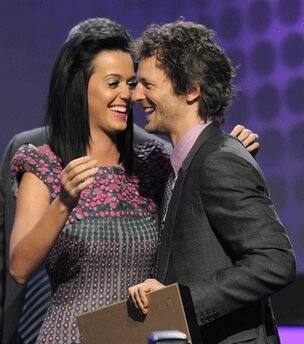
[128,287,139,309]
[246,142,260,154]
[128,285,148,314]
[138,286,149,308]
[236,129,252,143]
[230,124,245,138]
[128,280,165,315]
[134,287,147,314]
[241,133,259,148]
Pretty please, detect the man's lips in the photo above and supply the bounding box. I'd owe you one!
[143,106,155,115]
[142,106,155,123]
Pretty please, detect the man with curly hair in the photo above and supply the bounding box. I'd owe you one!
[129,20,295,344]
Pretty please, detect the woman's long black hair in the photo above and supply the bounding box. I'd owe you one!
[45,18,134,174]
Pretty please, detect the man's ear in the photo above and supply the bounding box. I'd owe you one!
[185,86,200,104]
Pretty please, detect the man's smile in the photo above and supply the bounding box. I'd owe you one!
[143,106,155,115]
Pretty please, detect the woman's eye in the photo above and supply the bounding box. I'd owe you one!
[108,81,119,88]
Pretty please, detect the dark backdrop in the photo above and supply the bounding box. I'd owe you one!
[1,0,303,325]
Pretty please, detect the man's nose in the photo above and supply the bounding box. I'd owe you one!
[132,83,145,102]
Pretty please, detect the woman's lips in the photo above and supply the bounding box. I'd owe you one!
[109,105,128,121]
[113,112,127,121]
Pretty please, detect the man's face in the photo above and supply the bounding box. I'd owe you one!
[133,55,183,134]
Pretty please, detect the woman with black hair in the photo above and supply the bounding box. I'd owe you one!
[9,18,169,343]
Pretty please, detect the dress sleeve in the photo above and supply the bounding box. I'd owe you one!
[134,139,171,206]
[10,144,62,199]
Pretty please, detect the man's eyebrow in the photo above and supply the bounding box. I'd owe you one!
[138,77,154,84]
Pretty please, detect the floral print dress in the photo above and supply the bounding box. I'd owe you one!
[11,141,170,344]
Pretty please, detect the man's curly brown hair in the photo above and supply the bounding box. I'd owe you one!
[134,20,235,124]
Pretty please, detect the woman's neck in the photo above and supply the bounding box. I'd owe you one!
[88,130,121,167]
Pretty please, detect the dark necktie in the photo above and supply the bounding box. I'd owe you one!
[18,268,51,344]
[159,167,176,224]
[155,168,176,276]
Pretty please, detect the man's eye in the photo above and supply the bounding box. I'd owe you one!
[128,81,138,90]
[143,82,152,89]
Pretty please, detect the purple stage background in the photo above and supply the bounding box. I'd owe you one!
[1,0,304,340]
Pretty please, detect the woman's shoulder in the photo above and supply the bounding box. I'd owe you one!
[10,144,62,198]
[133,139,171,184]
[134,139,170,164]
[11,143,61,169]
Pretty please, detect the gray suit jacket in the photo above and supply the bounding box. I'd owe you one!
[0,125,170,344]
[157,123,296,344]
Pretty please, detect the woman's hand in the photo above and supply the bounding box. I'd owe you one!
[59,156,99,208]
[231,125,260,156]
[128,279,165,314]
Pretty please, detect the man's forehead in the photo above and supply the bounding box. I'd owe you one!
[137,56,165,78]
[138,56,156,70]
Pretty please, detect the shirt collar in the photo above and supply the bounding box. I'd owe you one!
[170,120,211,176]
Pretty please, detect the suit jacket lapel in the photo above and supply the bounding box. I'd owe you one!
[181,122,222,173]
[157,168,187,282]
[157,122,222,282]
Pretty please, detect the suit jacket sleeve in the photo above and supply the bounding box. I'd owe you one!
[1,128,49,343]
[193,150,296,319]
[0,136,16,337]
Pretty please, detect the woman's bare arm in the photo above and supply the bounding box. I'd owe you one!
[9,156,98,284]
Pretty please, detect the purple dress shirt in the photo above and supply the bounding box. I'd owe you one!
[171,121,211,177]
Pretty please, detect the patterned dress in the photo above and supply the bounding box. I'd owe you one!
[11,141,170,344]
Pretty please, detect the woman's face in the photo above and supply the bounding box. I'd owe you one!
[87,50,136,136]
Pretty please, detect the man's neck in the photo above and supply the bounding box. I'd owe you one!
[170,114,206,147]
